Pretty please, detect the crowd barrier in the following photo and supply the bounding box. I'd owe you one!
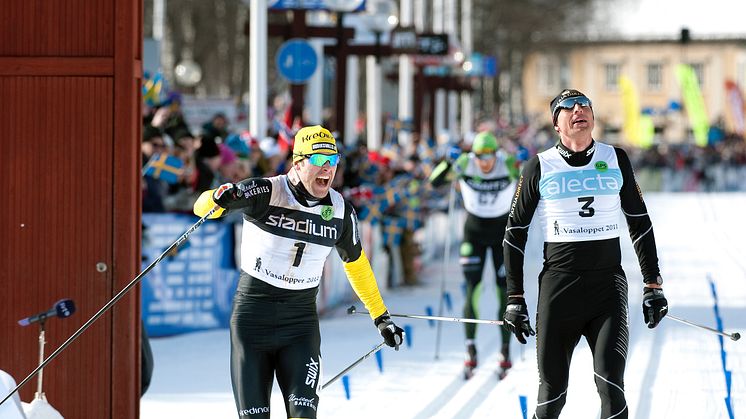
[141,214,239,337]
[637,165,746,192]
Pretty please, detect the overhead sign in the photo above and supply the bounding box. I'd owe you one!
[411,33,450,65]
[417,33,449,56]
[391,26,418,54]
[276,38,318,84]
[465,53,498,77]
[269,0,365,11]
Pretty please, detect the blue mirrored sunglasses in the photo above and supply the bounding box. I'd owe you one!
[303,153,340,167]
[556,96,592,111]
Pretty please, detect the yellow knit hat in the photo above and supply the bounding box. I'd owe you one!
[292,125,338,163]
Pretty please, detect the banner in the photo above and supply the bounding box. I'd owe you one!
[676,64,710,147]
[268,0,365,11]
[619,75,641,146]
[724,80,745,137]
[141,213,239,337]
[639,115,655,149]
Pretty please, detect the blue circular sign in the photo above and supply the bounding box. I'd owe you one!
[276,39,318,84]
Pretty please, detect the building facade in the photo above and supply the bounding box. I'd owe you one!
[523,37,746,143]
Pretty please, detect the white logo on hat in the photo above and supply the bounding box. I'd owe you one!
[312,143,336,151]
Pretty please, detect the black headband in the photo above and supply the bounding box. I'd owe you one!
[550,89,590,124]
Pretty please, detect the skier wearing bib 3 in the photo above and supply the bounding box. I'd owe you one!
[193,125,404,419]
[502,90,668,419]
[429,131,519,380]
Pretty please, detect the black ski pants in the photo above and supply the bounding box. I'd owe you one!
[534,268,629,419]
[460,213,510,345]
[230,275,321,419]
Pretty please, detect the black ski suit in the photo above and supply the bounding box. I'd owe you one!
[504,140,661,419]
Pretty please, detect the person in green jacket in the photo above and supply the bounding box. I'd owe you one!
[429,131,519,379]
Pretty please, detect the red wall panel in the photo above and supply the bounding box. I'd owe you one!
[0,0,141,417]
[0,76,114,418]
[0,0,114,56]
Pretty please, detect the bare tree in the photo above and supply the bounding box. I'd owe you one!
[472,0,614,122]
[142,0,246,97]
[144,0,290,106]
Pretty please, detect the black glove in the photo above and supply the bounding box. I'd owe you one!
[642,287,668,329]
[503,297,535,344]
[374,312,405,350]
[212,183,237,208]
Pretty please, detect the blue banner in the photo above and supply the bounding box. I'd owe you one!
[141,213,239,337]
[269,0,365,11]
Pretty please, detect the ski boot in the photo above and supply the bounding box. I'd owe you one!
[463,342,478,380]
[497,344,512,380]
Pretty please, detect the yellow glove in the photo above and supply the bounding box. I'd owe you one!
[193,189,225,219]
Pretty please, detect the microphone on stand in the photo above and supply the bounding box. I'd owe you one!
[18,300,76,326]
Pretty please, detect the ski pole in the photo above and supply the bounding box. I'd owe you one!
[435,180,457,360]
[348,305,504,326]
[320,342,387,391]
[0,206,220,407]
[666,315,741,341]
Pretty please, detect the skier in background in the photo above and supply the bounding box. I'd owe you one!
[429,131,519,379]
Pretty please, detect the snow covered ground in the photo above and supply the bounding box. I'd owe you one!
[140,193,745,419]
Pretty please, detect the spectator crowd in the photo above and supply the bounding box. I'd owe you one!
[141,91,746,288]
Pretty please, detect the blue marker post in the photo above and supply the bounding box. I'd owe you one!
[443,291,453,312]
[404,324,413,348]
[425,306,435,328]
[342,375,351,400]
[519,395,528,419]
[725,370,734,419]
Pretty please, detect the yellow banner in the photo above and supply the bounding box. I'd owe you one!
[639,114,655,149]
[619,76,641,146]
[676,64,709,147]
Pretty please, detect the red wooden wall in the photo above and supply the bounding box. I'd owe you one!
[0,1,142,418]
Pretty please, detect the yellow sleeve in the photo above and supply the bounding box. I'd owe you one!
[192,189,225,219]
[343,248,387,319]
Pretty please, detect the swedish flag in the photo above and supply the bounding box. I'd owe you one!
[381,217,407,247]
[142,72,164,106]
[144,153,184,184]
[358,200,387,226]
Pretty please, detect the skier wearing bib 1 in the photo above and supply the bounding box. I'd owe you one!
[502,89,669,419]
[193,125,404,419]
[429,131,520,380]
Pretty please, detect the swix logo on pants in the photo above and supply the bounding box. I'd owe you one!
[306,357,319,388]
[305,356,319,388]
